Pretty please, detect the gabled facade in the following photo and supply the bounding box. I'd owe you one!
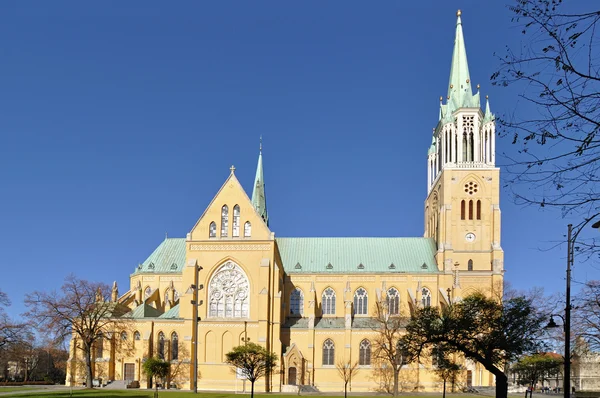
[66,11,504,393]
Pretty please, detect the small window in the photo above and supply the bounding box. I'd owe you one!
[171,332,179,360]
[95,336,103,359]
[294,262,302,270]
[221,205,229,237]
[386,288,400,315]
[148,262,155,270]
[461,200,466,220]
[388,263,396,270]
[244,221,252,237]
[421,263,428,270]
[121,332,127,341]
[158,332,165,360]
[476,200,481,220]
[322,288,336,315]
[353,288,368,315]
[144,287,152,299]
[170,263,177,270]
[468,259,473,271]
[134,331,141,341]
[322,339,335,366]
[358,263,365,270]
[233,205,240,237]
[421,288,431,307]
[359,339,371,366]
[209,221,217,238]
[326,263,333,270]
[468,200,473,220]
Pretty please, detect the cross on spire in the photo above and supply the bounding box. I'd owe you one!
[230,165,236,174]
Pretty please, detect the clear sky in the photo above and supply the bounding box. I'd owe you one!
[1,1,598,318]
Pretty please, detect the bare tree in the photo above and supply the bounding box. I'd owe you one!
[572,280,600,350]
[0,289,28,350]
[371,299,409,397]
[335,360,359,398]
[24,275,128,388]
[492,0,600,245]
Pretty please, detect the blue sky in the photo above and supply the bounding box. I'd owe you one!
[1,1,597,318]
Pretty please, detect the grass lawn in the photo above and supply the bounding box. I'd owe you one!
[0,387,37,393]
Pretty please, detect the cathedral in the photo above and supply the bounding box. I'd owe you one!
[66,11,504,392]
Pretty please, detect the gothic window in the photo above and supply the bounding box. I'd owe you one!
[290,288,303,316]
[468,259,473,271]
[171,332,179,360]
[462,132,468,161]
[322,288,336,315]
[121,331,127,341]
[144,287,152,299]
[359,339,371,366]
[221,205,229,237]
[461,200,465,220]
[353,288,368,315]
[421,288,432,307]
[209,221,217,238]
[164,288,170,305]
[95,335,103,359]
[233,205,240,237]
[432,345,443,367]
[134,331,141,341]
[208,261,250,318]
[477,200,481,220]
[158,332,165,360]
[386,288,400,315]
[174,290,179,302]
[244,221,252,238]
[322,339,335,366]
[468,200,473,220]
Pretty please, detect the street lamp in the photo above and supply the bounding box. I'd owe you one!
[190,265,204,394]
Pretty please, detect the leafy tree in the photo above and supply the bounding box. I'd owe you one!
[511,353,562,390]
[492,0,600,240]
[143,357,170,398]
[225,342,277,398]
[371,299,410,397]
[24,275,129,388]
[401,293,545,398]
[335,361,359,398]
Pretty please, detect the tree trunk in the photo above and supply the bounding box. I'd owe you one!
[251,380,255,398]
[84,346,93,388]
[344,381,348,398]
[443,379,446,398]
[393,368,399,397]
[495,372,508,398]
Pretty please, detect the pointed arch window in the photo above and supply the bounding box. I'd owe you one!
[209,221,217,238]
[95,335,103,359]
[158,332,165,360]
[359,339,371,366]
[468,200,474,220]
[421,288,431,307]
[171,332,179,360]
[322,288,336,315]
[322,339,335,366]
[386,288,400,315]
[121,331,128,341]
[353,288,368,315]
[468,259,473,271]
[134,331,141,341]
[244,221,252,238]
[476,200,481,220]
[290,288,304,316]
[144,287,152,299]
[461,200,466,220]
[221,205,229,237]
[233,205,240,237]
[208,261,250,318]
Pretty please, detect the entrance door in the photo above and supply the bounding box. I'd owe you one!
[288,367,297,385]
[124,363,135,381]
[467,370,473,387]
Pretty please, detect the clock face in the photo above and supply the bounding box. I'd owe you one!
[465,232,476,242]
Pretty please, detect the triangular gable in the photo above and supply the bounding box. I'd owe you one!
[189,170,271,241]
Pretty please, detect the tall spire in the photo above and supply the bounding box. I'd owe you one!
[447,10,478,112]
[251,137,268,226]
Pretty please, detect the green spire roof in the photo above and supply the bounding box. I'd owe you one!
[446,10,479,113]
[251,141,268,225]
[483,96,494,122]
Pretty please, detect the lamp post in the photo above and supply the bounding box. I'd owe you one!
[191,265,204,394]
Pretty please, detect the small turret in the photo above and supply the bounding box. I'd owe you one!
[251,137,269,225]
[111,281,118,302]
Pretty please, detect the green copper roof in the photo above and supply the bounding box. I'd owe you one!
[275,237,438,274]
[159,304,180,319]
[446,11,480,114]
[133,238,186,274]
[125,303,162,319]
[483,96,494,123]
[251,146,268,225]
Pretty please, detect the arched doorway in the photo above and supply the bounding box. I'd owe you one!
[288,367,297,385]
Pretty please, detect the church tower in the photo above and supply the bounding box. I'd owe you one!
[425,10,503,296]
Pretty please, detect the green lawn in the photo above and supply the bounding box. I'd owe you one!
[0,387,37,393]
